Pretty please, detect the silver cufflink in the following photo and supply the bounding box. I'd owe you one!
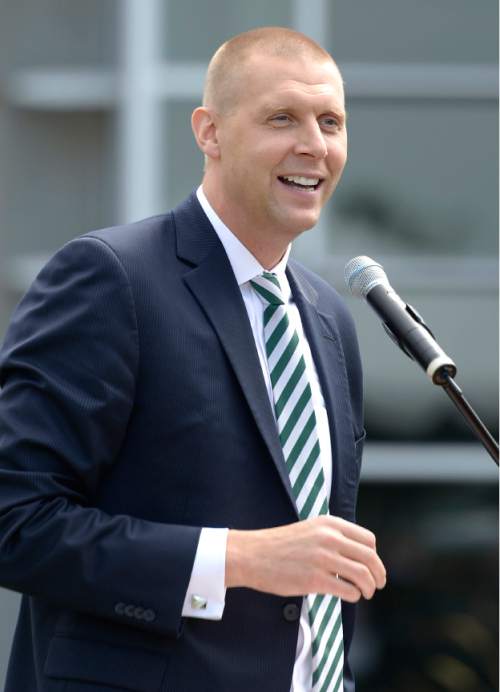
[190,594,208,610]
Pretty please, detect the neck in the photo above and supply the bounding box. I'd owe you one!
[202,180,290,270]
[231,232,288,270]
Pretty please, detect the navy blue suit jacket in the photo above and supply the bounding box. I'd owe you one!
[0,193,365,692]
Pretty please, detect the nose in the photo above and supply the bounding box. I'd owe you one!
[293,120,328,159]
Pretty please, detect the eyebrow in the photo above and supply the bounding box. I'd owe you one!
[260,103,347,126]
[260,101,346,117]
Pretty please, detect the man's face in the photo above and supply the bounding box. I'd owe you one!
[212,53,347,243]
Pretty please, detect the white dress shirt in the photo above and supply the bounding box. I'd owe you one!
[181,185,334,691]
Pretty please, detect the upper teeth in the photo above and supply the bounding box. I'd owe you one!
[283,176,319,186]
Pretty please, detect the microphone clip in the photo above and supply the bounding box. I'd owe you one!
[381,303,436,362]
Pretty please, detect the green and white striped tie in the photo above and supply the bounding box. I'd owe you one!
[251,271,344,692]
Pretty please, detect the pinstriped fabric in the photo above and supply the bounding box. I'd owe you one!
[250,272,344,692]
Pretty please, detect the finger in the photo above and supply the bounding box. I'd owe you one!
[332,517,377,550]
[336,538,386,589]
[331,556,377,599]
[325,574,362,603]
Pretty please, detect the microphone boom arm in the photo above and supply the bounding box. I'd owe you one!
[440,374,499,465]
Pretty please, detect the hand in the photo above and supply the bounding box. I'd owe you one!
[225,515,386,602]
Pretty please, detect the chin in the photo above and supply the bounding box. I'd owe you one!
[288,212,321,235]
[268,205,322,238]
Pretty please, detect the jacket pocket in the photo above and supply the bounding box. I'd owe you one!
[354,429,366,458]
[45,635,168,692]
[348,429,366,485]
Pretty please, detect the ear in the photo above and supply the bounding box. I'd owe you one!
[191,107,221,160]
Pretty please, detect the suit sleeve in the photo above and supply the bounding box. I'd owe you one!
[0,237,201,637]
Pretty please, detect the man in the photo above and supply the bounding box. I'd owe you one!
[0,27,386,692]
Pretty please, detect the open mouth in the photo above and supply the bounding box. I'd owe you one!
[278,175,323,192]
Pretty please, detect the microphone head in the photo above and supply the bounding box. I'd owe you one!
[344,256,389,298]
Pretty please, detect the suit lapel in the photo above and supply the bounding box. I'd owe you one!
[287,263,356,516]
[173,194,298,515]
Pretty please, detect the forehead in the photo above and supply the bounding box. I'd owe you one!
[241,54,344,110]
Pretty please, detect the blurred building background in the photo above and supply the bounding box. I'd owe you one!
[0,1,497,691]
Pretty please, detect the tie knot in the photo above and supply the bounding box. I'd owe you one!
[250,272,285,306]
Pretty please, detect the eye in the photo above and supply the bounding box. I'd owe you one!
[270,113,292,126]
[320,115,342,130]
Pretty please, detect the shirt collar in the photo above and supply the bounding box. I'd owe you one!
[196,185,291,288]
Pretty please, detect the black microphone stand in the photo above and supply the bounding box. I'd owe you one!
[440,374,499,466]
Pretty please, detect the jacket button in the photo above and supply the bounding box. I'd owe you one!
[125,604,135,617]
[143,609,156,622]
[134,606,144,619]
[283,603,300,622]
[114,602,125,616]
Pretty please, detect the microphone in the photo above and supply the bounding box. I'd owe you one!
[345,255,499,465]
[344,256,457,385]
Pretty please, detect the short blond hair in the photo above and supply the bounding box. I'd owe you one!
[203,26,338,115]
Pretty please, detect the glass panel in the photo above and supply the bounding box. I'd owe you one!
[161,0,291,62]
[0,0,118,69]
[1,109,116,256]
[353,482,498,692]
[331,0,498,64]
[160,100,204,211]
[326,100,498,257]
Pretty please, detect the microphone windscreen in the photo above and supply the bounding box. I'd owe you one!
[344,256,389,298]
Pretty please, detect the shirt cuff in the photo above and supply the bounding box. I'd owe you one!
[181,527,229,620]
